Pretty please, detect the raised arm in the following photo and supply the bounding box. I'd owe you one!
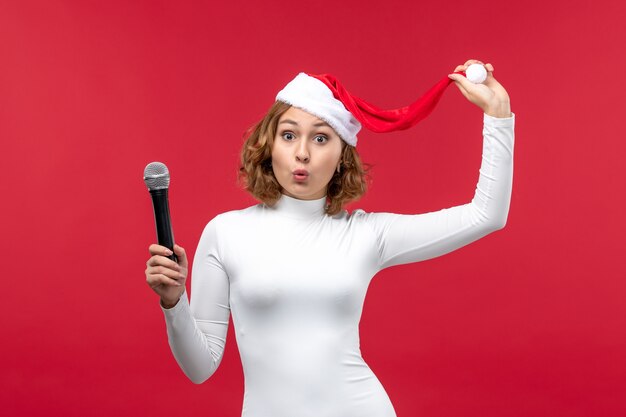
[361,60,515,269]
[151,220,231,384]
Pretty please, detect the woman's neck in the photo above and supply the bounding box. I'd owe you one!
[270,194,327,219]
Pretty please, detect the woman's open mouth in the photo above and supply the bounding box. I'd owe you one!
[292,169,309,182]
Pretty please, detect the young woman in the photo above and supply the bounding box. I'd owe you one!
[145,59,514,417]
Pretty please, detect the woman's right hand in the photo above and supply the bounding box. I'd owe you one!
[448,59,512,118]
[145,244,188,308]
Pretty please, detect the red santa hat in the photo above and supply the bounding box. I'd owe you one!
[276,72,459,146]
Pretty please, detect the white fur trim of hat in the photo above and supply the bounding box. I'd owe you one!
[276,73,362,146]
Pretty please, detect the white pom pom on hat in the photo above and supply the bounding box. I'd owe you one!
[275,71,462,146]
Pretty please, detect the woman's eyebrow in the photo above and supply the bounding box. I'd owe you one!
[278,119,330,128]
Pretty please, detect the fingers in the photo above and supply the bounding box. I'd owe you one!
[149,244,174,257]
[145,258,185,288]
[173,244,188,268]
[148,243,187,267]
[146,252,181,271]
[463,58,484,67]
[145,261,184,281]
[447,72,475,100]
[146,272,182,288]
[146,259,183,277]
[448,59,510,116]
[452,60,482,73]
[452,60,494,76]
[146,243,187,288]
[449,59,498,95]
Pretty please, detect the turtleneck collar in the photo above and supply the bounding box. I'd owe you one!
[269,194,327,220]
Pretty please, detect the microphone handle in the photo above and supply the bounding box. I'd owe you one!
[150,189,178,262]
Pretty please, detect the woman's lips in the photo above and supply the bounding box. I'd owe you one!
[292,169,309,182]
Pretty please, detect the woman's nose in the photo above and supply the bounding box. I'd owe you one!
[295,142,310,163]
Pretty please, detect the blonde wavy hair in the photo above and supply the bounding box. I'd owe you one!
[239,101,368,215]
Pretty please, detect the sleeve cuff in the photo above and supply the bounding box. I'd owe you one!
[484,112,515,127]
[160,292,189,318]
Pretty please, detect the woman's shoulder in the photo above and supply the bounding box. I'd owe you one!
[207,203,264,226]
[196,204,263,243]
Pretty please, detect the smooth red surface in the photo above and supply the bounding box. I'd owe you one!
[1,1,624,416]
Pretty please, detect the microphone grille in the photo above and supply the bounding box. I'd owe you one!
[143,162,170,190]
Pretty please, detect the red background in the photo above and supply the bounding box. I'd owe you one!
[1,1,624,416]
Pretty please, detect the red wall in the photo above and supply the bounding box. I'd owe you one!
[1,1,624,416]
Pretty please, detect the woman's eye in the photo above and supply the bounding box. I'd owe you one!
[282,132,295,141]
[314,135,328,144]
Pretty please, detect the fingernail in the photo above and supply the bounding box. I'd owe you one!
[165,249,173,255]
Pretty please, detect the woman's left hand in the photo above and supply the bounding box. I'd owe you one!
[448,59,512,118]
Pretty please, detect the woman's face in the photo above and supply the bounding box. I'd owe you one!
[271,107,343,200]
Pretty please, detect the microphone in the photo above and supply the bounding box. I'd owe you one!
[143,162,177,262]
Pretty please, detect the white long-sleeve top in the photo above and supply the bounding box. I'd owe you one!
[161,113,515,417]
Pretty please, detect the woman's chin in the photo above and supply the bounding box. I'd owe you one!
[282,186,326,201]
